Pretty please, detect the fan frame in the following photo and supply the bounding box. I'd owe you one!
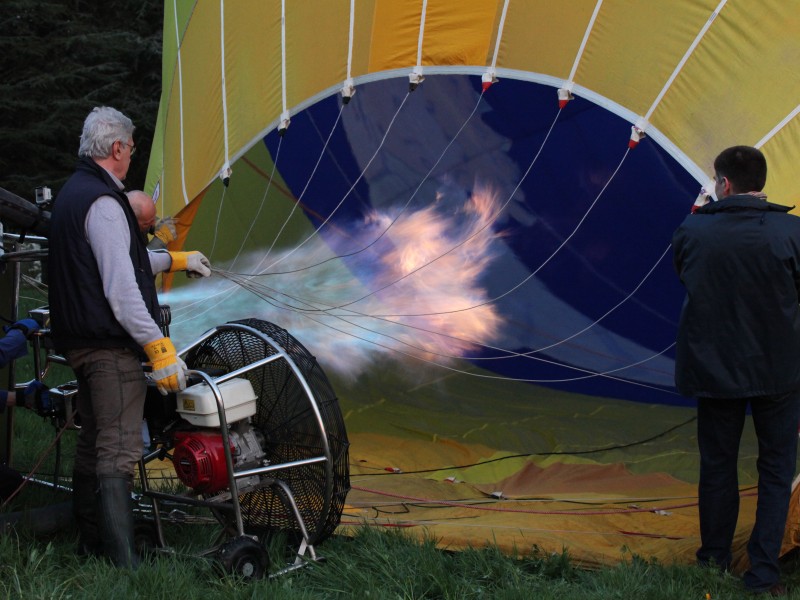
[138,320,349,575]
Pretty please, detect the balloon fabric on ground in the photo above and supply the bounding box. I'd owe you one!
[146,0,800,569]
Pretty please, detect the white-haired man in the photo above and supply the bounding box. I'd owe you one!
[48,106,210,568]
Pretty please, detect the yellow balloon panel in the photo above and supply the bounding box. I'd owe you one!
[575,0,719,117]
[652,0,800,205]
[367,0,500,70]
[284,2,350,108]
[222,2,283,156]
[498,1,598,79]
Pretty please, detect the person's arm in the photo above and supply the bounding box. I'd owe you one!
[149,248,212,277]
[148,250,172,275]
[86,197,163,347]
[0,329,29,367]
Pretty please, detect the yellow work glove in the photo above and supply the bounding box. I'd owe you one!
[147,217,178,251]
[168,251,212,278]
[143,337,187,395]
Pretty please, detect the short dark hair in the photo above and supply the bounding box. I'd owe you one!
[713,145,767,193]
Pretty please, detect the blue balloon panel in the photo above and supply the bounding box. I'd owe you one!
[263,75,698,406]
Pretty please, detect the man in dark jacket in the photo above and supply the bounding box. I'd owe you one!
[48,106,211,568]
[673,145,800,596]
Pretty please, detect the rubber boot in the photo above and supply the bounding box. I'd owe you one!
[72,471,102,557]
[98,475,140,569]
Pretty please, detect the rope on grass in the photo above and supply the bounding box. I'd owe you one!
[349,484,758,517]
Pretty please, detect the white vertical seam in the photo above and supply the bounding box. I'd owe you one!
[347,0,355,80]
[755,103,800,149]
[567,0,603,84]
[416,0,428,68]
[643,0,728,123]
[490,0,510,70]
[281,0,288,116]
[220,0,230,171]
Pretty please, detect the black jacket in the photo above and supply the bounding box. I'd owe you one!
[48,158,159,354]
[672,194,800,398]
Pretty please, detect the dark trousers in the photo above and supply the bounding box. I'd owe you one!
[696,393,799,591]
[67,347,147,478]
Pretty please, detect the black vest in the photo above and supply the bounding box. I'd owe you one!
[48,158,159,354]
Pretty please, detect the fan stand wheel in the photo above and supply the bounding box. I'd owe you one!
[216,536,269,580]
[133,520,159,556]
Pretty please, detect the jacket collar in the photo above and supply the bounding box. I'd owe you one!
[75,156,125,193]
[697,193,793,215]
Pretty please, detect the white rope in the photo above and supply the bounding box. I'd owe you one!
[172,105,345,323]
[260,92,412,273]
[229,136,285,269]
[260,107,343,266]
[207,184,228,260]
[258,91,487,276]
[215,238,673,370]
[324,108,565,312]
[213,268,677,393]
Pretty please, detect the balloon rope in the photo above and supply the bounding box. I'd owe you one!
[207,183,227,260]
[276,106,567,313]
[170,104,344,322]
[244,89,488,277]
[367,145,632,318]
[229,134,284,269]
[259,104,344,266]
[211,267,677,392]
[258,91,412,274]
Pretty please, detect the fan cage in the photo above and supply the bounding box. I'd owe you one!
[184,319,350,544]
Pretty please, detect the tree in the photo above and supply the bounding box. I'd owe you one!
[0,0,163,202]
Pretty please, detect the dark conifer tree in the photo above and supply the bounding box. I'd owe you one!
[0,0,163,201]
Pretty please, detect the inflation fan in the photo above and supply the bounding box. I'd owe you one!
[134,317,351,578]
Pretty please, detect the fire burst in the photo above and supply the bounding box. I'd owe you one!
[165,181,506,377]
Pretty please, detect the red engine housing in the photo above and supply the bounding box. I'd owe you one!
[173,430,233,493]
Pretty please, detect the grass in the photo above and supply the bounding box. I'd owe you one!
[2,501,800,600]
[2,400,800,598]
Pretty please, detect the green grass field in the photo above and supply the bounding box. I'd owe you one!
[2,512,799,599]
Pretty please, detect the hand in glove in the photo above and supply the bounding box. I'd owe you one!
[4,318,39,338]
[143,337,187,395]
[168,251,212,278]
[147,217,178,251]
[22,380,51,412]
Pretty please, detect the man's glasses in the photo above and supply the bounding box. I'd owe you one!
[119,140,136,156]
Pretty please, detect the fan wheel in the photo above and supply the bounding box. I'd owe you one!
[184,319,350,545]
[215,536,268,580]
